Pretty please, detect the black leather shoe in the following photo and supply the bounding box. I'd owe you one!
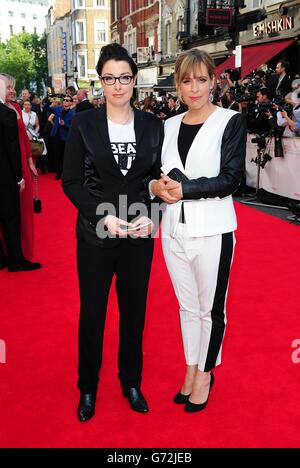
[77,392,96,422]
[173,391,190,404]
[122,387,149,413]
[185,372,214,413]
[8,260,42,272]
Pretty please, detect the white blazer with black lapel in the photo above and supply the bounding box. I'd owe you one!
[62,105,163,247]
[160,106,239,238]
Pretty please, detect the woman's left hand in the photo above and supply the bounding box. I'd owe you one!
[161,175,183,201]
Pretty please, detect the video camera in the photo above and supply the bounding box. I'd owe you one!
[250,133,272,168]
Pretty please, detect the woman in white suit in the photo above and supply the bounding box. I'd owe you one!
[151,49,246,412]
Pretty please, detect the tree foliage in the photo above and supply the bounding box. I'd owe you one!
[0,33,48,95]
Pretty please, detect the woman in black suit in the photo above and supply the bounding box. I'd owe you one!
[62,44,163,422]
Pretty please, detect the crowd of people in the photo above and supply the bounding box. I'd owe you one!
[213,60,300,138]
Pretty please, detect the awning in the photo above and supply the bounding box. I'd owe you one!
[216,39,295,78]
[153,73,175,91]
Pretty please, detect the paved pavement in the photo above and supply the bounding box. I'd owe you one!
[235,195,300,226]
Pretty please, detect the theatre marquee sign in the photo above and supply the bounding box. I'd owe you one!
[253,16,294,37]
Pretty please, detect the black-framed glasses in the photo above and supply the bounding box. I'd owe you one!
[100,75,134,86]
[63,98,72,102]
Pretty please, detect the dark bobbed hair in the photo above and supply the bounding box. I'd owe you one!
[96,43,138,77]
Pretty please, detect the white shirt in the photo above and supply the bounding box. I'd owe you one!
[22,110,37,128]
[107,118,136,176]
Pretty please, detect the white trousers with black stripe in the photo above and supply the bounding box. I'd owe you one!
[162,224,235,372]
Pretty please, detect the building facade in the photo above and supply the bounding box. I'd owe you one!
[71,0,111,85]
[0,0,49,44]
[111,0,161,98]
[110,1,299,97]
[215,0,300,78]
[238,0,300,75]
[46,1,73,91]
[156,0,187,93]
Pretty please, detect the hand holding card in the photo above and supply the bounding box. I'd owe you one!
[127,217,154,237]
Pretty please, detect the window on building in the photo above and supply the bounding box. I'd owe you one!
[177,18,184,33]
[166,22,172,56]
[75,0,85,8]
[95,21,107,43]
[22,26,26,32]
[94,0,105,6]
[125,28,136,56]
[9,25,13,36]
[76,20,85,43]
[78,53,86,79]
[33,14,38,20]
[21,13,26,19]
[34,27,37,34]
[8,11,13,17]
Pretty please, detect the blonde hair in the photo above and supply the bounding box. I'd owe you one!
[175,49,216,92]
[0,73,16,88]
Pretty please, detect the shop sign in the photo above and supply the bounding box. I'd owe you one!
[253,16,294,37]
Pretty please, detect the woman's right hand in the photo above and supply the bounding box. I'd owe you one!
[151,177,180,204]
[104,215,133,237]
[18,180,25,192]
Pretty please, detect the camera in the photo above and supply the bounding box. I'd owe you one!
[250,133,272,168]
[251,134,267,149]
[276,102,293,118]
[220,69,240,82]
[231,82,258,103]
[258,102,273,113]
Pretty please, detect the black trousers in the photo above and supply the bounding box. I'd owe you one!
[77,238,154,393]
[0,186,23,266]
[55,137,66,177]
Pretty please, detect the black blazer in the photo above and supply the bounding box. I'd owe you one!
[0,103,23,189]
[62,106,163,248]
[275,74,292,98]
[75,100,94,113]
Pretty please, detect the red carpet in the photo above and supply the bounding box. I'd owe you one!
[0,174,300,448]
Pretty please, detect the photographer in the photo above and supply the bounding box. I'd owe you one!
[247,88,276,134]
[223,90,240,112]
[275,92,300,137]
[219,69,240,108]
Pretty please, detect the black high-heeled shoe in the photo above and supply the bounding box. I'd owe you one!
[173,391,190,404]
[185,372,214,413]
